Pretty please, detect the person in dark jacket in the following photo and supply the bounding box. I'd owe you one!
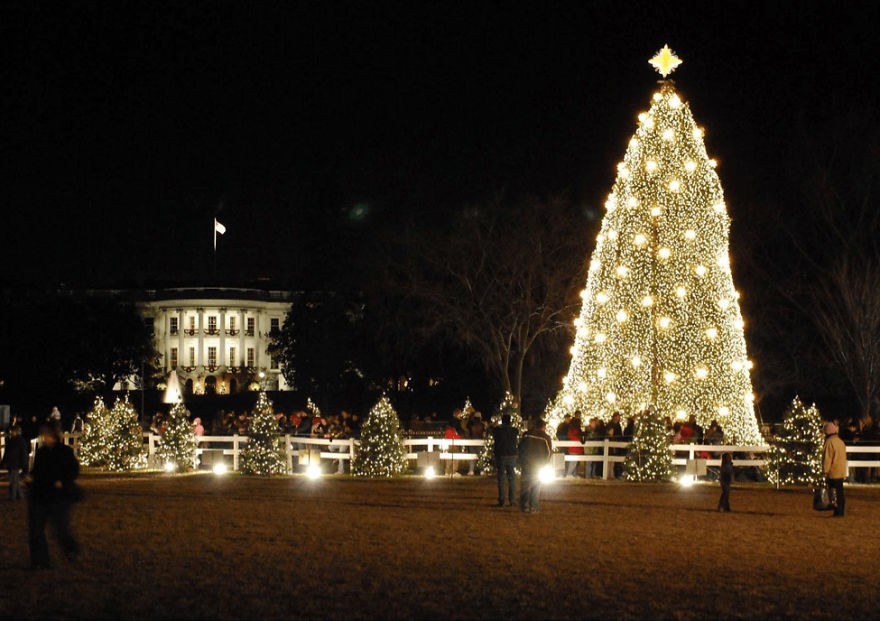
[27,423,81,569]
[518,419,553,513]
[491,414,519,506]
[718,452,733,512]
[1,425,30,500]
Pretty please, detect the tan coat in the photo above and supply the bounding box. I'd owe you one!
[823,434,848,479]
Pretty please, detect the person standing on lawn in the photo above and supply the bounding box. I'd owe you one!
[518,419,553,513]
[492,414,519,506]
[823,421,847,517]
[1,425,30,500]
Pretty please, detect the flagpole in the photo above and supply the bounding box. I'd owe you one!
[213,218,218,280]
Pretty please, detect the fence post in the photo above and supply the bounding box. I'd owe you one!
[427,436,434,452]
[284,434,292,473]
[603,438,611,480]
[233,435,240,472]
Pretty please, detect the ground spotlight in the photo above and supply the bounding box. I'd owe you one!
[424,466,436,479]
[164,461,177,473]
[678,474,695,487]
[212,463,228,475]
[539,464,555,484]
[306,463,322,479]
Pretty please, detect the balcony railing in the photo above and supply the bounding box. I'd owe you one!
[205,329,220,335]
[225,329,240,336]
[183,329,197,336]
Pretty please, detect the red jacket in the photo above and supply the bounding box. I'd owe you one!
[444,426,463,440]
[567,426,584,454]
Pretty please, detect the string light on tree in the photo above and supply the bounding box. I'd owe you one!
[78,395,146,471]
[240,391,287,476]
[767,396,824,486]
[624,406,674,481]
[351,395,408,478]
[157,402,198,472]
[546,45,763,445]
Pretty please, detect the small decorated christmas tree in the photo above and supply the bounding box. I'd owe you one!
[767,396,824,486]
[157,402,198,472]
[624,406,674,481]
[352,395,407,478]
[79,395,146,471]
[476,392,523,475]
[240,391,287,475]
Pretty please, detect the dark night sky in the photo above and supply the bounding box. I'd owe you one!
[2,1,878,288]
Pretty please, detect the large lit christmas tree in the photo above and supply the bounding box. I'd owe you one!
[352,395,408,478]
[240,391,287,476]
[78,395,146,471]
[157,402,198,472]
[767,396,824,486]
[547,45,762,445]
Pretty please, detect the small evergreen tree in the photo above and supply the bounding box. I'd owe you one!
[624,406,673,481]
[352,395,407,478]
[79,395,146,471]
[157,402,198,472]
[476,392,523,475]
[240,391,287,475]
[767,396,824,486]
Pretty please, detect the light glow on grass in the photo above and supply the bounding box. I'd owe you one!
[164,462,177,473]
[539,464,555,484]
[306,463,322,480]
[212,463,228,475]
[424,466,436,479]
[678,474,695,487]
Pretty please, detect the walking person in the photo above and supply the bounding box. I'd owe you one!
[27,423,81,569]
[1,425,30,500]
[492,414,519,506]
[718,452,733,512]
[518,419,553,513]
[823,421,847,517]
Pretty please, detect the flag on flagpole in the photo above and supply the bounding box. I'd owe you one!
[213,218,226,252]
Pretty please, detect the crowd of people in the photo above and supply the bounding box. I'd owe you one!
[147,408,363,441]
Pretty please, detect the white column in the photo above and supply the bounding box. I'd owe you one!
[197,308,205,367]
[176,308,184,369]
[219,308,226,369]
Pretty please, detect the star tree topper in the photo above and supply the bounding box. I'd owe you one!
[649,44,683,78]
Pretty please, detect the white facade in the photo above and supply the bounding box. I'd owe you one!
[137,287,293,395]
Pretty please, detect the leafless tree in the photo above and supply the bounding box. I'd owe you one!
[375,195,592,408]
[744,112,880,422]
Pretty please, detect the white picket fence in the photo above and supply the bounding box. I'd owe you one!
[4,433,880,479]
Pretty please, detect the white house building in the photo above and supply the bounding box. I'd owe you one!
[137,287,294,395]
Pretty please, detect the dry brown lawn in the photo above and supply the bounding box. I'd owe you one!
[2,473,877,620]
